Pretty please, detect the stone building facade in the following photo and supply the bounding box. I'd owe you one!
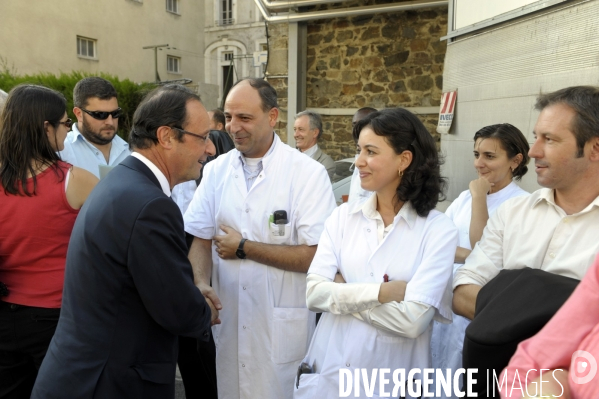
[266,6,447,160]
[203,0,268,108]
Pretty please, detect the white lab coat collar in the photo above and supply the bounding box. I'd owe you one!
[131,152,171,196]
[235,132,278,170]
[348,193,417,229]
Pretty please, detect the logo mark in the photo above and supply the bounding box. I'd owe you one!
[571,350,597,385]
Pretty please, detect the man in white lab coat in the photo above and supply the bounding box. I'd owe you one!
[184,78,336,399]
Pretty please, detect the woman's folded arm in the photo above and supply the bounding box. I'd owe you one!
[306,273,381,314]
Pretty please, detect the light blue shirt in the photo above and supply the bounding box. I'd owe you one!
[59,123,130,178]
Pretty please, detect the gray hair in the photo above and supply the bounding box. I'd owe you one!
[295,110,323,139]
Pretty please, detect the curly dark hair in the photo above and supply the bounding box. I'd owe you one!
[473,123,530,181]
[353,108,446,217]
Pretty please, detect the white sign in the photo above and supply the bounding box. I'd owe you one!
[253,51,268,67]
[437,90,457,134]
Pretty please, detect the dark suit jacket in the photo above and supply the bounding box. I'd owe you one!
[32,156,212,399]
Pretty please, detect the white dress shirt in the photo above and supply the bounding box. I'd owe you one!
[301,144,318,158]
[131,152,171,196]
[59,123,130,178]
[454,188,599,289]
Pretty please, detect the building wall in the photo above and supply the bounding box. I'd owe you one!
[441,0,599,200]
[308,8,447,160]
[0,0,218,108]
[203,0,268,107]
[265,6,448,160]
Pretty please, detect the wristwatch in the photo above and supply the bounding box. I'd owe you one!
[236,238,248,259]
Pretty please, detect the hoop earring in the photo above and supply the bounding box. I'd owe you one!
[398,169,403,178]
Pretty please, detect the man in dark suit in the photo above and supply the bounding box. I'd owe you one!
[32,85,220,399]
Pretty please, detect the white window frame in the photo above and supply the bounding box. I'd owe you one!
[218,0,234,25]
[167,55,181,74]
[166,0,179,14]
[77,36,97,59]
[443,0,568,40]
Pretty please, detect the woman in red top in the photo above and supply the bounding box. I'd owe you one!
[0,84,98,398]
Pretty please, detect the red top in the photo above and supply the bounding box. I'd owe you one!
[0,161,79,308]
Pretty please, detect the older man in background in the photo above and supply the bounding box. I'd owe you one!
[294,110,335,180]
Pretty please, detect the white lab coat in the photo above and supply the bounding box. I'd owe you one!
[429,181,528,399]
[184,134,336,399]
[294,200,458,399]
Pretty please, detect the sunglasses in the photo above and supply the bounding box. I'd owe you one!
[80,107,122,120]
[58,118,73,129]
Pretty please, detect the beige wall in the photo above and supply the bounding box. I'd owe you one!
[0,0,218,108]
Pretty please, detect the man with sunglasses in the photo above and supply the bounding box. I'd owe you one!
[59,77,130,178]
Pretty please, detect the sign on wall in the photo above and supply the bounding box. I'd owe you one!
[437,90,457,134]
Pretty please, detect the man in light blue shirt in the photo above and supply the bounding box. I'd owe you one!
[59,77,129,178]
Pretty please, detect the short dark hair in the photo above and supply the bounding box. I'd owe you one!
[0,84,66,196]
[230,78,277,112]
[473,123,530,181]
[355,107,377,116]
[353,108,446,217]
[128,84,201,150]
[210,109,225,129]
[295,110,323,139]
[535,86,599,157]
[73,77,118,108]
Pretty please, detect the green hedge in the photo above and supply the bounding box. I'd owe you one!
[0,70,154,139]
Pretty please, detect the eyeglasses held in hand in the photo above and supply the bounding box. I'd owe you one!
[59,118,73,129]
[80,108,122,120]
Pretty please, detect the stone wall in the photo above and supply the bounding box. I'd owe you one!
[266,5,448,159]
[265,23,290,143]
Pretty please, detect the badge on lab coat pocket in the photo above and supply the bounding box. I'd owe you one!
[270,222,291,239]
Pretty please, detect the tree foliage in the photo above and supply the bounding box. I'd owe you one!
[0,63,154,139]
